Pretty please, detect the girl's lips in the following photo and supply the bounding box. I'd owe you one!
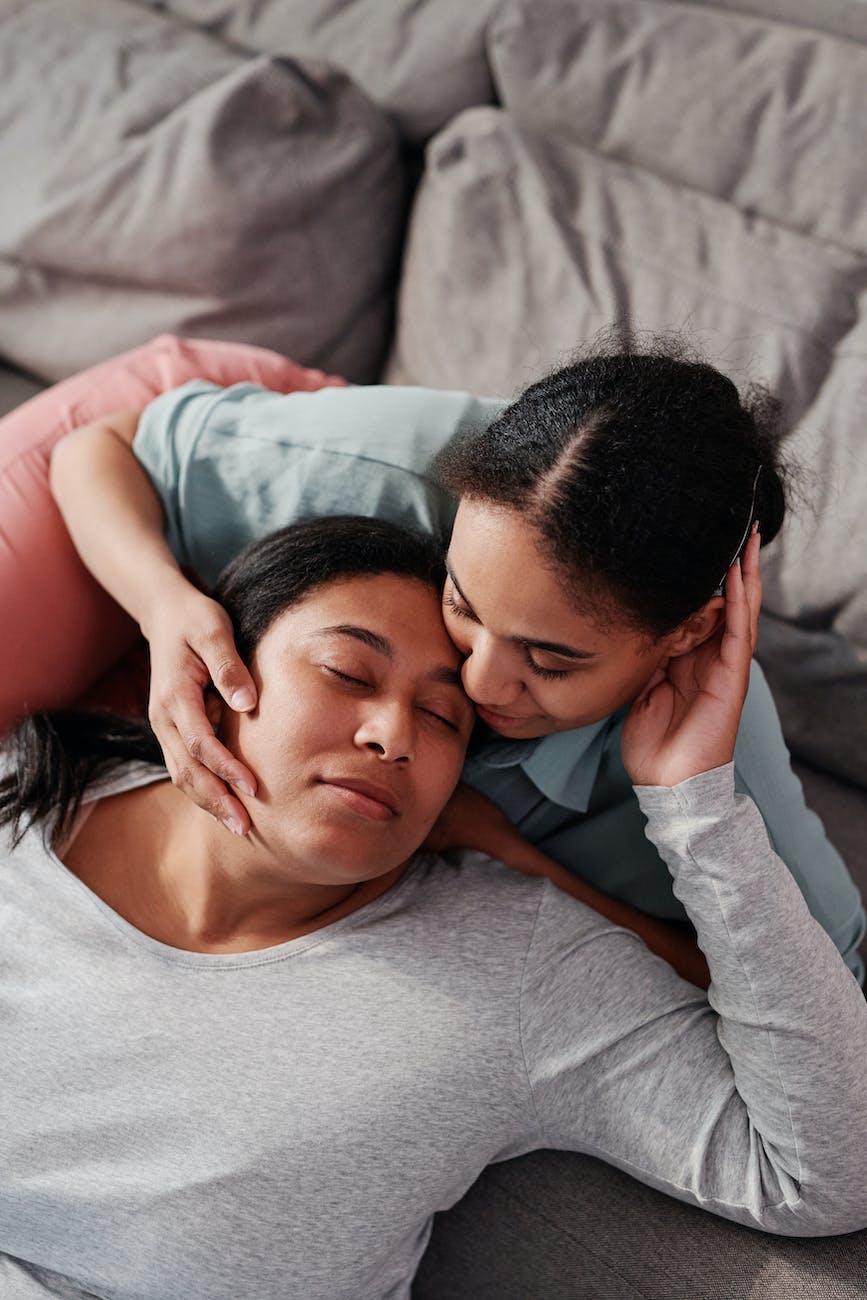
[474,705,535,731]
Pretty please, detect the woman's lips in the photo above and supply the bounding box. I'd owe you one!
[319,778,399,821]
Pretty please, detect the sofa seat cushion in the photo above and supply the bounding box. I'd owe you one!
[0,0,404,384]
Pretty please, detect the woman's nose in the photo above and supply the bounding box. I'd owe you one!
[460,634,523,707]
[354,701,415,762]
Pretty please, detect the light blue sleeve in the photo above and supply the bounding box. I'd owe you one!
[133,379,229,570]
[734,660,866,983]
[133,380,502,587]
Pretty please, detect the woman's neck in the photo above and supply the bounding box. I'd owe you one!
[62,780,407,954]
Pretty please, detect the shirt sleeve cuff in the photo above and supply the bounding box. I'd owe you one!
[634,762,737,820]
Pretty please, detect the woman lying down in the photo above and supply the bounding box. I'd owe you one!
[1,515,865,1300]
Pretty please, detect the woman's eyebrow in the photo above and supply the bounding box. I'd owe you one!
[316,625,465,688]
[318,625,393,659]
[445,564,597,661]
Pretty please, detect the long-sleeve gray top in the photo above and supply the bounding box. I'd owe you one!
[1,762,866,1300]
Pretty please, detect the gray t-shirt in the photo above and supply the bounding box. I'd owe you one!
[1,764,866,1300]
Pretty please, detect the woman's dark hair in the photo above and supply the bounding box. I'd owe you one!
[435,335,791,636]
[0,515,445,848]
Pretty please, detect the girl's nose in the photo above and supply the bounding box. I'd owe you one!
[460,634,524,708]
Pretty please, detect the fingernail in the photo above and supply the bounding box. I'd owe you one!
[224,817,246,837]
[230,688,256,711]
[234,780,255,798]
[751,520,761,536]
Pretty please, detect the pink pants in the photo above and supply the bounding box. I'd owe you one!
[0,335,343,732]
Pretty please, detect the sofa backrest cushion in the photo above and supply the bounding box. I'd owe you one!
[386,107,867,641]
[0,0,404,384]
[125,0,501,144]
[489,0,867,254]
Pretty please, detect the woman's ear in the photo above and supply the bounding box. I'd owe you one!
[661,596,726,657]
[205,688,226,735]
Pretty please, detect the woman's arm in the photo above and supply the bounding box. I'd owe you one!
[49,416,259,834]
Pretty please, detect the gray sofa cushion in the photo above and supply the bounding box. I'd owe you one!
[388,106,867,787]
[414,1148,867,1300]
[489,0,867,254]
[126,0,500,143]
[0,366,43,419]
[687,0,867,44]
[388,107,865,419]
[761,305,867,644]
[0,0,404,384]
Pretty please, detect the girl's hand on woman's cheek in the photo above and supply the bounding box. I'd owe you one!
[145,585,258,836]
[621,527,762,788]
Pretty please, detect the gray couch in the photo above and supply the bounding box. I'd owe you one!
[2,0,866,1294]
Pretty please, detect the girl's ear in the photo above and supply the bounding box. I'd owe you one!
[661,596,726,657]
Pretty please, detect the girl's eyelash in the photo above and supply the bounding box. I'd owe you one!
[446,590,572,682]
[525,654,571,682]
[421,708,459,732]
[444,591,474,620]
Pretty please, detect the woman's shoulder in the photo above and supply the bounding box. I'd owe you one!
[78,760,169,807]
[400,850,610,953]
[0,759,168,862]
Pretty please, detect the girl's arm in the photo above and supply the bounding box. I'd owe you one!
[523,532,867,1234]
[426,782,709,987]
[49,416,259,835]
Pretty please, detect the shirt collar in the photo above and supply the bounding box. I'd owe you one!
[469,713,622,813]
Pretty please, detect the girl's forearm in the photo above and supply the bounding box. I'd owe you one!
[49,412,195,634]
[484,828,710,989]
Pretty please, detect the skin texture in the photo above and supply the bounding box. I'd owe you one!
[50,412,740,828]
[63,575,474,953]
[443,500,725,741]
[51,404,763,984]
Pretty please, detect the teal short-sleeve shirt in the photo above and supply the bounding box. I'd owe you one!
[135,381,866,981]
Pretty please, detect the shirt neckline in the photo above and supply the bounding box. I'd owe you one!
[35,764,427,971]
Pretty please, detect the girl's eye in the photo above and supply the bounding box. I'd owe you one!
[446,585,573,682]
[522,648,572,682]
[444,590,478,622]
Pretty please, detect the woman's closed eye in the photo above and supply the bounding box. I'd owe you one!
[322,664,370,688]
[323,664,462,732]
[417,704,460,732]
